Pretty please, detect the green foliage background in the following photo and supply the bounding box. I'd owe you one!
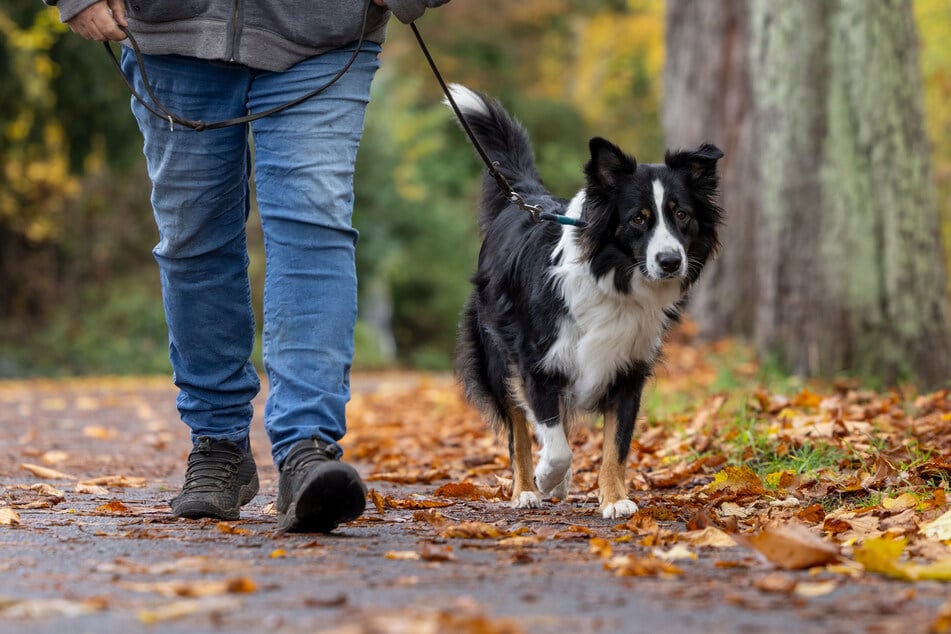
[0,0,948,376]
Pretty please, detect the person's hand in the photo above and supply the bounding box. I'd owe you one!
[66,0,128,42]
[372,0,389,8]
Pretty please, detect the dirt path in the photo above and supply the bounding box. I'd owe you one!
[1,375,948,633]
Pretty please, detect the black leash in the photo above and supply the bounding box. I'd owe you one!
[408,22,586,228]
[103,8,583,228]
[102,4,372,132]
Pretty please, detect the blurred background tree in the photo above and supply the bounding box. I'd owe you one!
[665,0,951,387]
[1,0,949,388]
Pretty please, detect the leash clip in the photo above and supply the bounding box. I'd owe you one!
[508,191,543,223]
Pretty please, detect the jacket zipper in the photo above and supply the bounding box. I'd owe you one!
[228,0,240,63]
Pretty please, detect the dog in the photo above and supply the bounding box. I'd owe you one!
[449,85,724,519]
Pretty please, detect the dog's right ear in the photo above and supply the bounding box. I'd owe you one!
[585,137,636,191]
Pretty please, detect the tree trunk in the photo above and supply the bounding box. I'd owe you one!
[664,0,951,387]
[663,0,758,339]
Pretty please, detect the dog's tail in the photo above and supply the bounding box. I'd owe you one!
[446,84,545,231]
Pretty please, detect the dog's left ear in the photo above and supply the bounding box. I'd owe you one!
[665,143,724,184]
[585,137,637,191]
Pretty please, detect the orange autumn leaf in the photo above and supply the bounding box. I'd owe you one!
[706,465,766,496]
[737,521,840,570]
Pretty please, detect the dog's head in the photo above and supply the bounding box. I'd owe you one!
[580,138,724,291]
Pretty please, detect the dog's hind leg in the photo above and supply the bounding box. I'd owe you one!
[506,405,542,508]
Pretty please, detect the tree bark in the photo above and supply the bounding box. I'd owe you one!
[664,0,757,338]
[663,0,951,387]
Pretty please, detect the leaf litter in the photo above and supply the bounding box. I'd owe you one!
[2,329,951,630]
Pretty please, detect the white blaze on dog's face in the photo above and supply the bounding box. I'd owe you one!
[645,179,687,280]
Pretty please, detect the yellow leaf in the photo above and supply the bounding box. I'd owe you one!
[269,549,287,559]
[589,537,613,559]
[216,522,251,536]
[707,465,766,496]
[881,493,918,512]
[854,537,951,581]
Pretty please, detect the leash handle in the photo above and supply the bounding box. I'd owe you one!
[408,22,586,229]
[104,2,373,131]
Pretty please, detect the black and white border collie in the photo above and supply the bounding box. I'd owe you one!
[449,85,724,519]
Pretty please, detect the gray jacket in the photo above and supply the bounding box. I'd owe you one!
[46,0,450,71]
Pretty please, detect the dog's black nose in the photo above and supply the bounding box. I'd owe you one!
[656,252,683,274]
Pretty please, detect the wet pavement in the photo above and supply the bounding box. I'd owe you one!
[1,376,948,633]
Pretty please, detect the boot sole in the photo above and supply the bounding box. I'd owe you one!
[277,462,366,533]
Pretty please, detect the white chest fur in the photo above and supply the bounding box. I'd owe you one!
[542,192,682,409]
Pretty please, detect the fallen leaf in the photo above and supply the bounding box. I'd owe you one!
[433,481,501,500]
[120,577,256,598]
[412,509,449,527]
[0,508,21,526]
[719,501,756,519]
[216,522,251,535]
[74,483,110,495]
[83,425,119,440]
[855,537,951,581]
[797,504,826,524]
[21,463,75,481]
[40,450,69,464]
[589,537,613,559]
[420,542,455,562]
[794,580,838,597]
[652,544,697,561]
[707,465,766,496]
[754,572,797,593]
[737,521,840,569]
[78,475,147,488]
[386,551,422,560]
[881,492,917,512]
[604,555,683,577]
[932,598,951,634]
[439,521,513,539]
[137,598,242,624]
[0,598,106,618]
[28,483,65,497]
[679,526,738,548]
[95,500,129,514]
[269,549,287,559]
[922,509,951,542]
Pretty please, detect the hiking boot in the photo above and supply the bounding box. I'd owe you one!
[276,438,366,533]
[170,437,259,520]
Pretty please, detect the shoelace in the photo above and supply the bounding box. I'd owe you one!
[182,439,243,492]
[284,440,337,474]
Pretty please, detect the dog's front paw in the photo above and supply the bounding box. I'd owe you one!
[600,499,638,519]
[547,466,572,500]
[511,491,542,509]
[535,457,571,498]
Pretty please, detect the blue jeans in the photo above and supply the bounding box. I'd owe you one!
[122,44,381,468]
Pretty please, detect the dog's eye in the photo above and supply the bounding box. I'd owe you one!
[630,215,646,227]
[675,210,688,222]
